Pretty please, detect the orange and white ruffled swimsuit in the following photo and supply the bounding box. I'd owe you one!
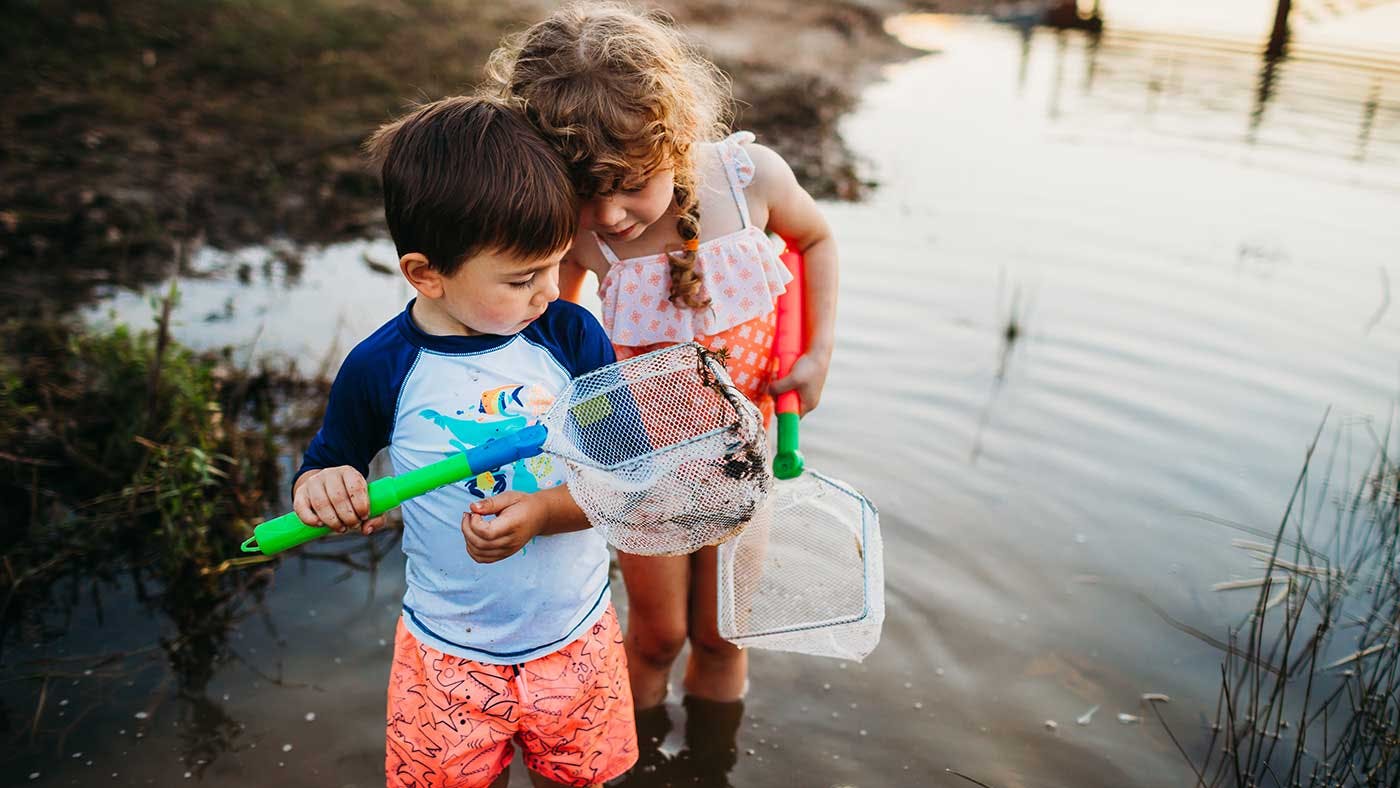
[595,132,793,425]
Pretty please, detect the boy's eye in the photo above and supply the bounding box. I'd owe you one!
[509,274,534,288]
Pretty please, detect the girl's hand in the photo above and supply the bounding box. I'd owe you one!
[461,491,549,563]
[769,348,831,416]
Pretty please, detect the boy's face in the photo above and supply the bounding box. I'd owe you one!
[403,247,564,337]
[580,167,675,245]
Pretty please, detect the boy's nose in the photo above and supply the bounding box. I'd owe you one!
[536,269,560,304]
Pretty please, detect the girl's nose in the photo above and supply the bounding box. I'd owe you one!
[593,197,626,229]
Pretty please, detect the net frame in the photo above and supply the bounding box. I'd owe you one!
[540,342,771,556]
[716,468,884,660]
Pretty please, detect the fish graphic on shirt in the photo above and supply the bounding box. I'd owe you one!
[419,409,545,498]
[479,384,554,417]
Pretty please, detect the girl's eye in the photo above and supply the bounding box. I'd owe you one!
[621,183,647,194]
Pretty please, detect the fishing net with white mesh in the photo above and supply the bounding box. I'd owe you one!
[546,342,771,555]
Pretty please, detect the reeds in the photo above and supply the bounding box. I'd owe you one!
[0,287,330,690]
[1169,411,1400,787]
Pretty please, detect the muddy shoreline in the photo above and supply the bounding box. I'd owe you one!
[0,0,956,318]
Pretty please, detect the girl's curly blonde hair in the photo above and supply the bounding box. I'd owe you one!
[487,2,732,310]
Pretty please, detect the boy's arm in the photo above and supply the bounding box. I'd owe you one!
[292,347,394,534]
[461,485,590,563]
[746,142,838,415]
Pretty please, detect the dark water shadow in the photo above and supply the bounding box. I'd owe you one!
[612,696,745,788]
[0,527,403,778]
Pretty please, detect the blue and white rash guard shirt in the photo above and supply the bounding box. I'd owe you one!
[297,299,616,664]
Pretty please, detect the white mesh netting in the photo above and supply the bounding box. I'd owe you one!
[717,469,884,661]
[543,343,771,556]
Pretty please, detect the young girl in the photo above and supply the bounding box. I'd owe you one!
[488,0,838,742]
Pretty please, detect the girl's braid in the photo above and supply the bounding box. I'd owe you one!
[668,180,709,309]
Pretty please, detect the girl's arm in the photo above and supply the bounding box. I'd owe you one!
[746,143,838,415]
[558,257,590,304]
[560,227,607,305]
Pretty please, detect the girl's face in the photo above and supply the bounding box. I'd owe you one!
[580,166,675,245]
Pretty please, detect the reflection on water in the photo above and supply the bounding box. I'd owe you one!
[617,697,745,788]
[11,10,1400,788]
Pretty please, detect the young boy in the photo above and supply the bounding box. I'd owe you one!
[292,95,637,788]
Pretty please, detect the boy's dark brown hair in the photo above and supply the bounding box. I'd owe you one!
[365,95,577,276]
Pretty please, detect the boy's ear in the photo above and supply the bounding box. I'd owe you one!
[399,253,444,298]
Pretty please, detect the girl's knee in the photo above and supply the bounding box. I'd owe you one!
[689,628,741,660]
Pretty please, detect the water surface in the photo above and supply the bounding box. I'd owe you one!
[10,10,1400,788]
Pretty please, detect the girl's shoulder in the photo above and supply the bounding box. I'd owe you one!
[717,132,798,205]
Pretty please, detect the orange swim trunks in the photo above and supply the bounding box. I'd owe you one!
[385,605,637,787]
[614,310,778,427]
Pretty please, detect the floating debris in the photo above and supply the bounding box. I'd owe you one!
[1044,720,1059,731]
[1325,643,1388,670]
[1117,713,1141,724]
[1249,555,1338,579]
[282,743,294,752]
[1076,705,1100,725]
[304,712,316,722]
[1140,693,1171,703]
[1212,576,1288,591]
[133,711,149,720]
[1262,581,1291,612]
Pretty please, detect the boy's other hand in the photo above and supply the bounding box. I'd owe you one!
[292,466,384,535]
[462,491,549,563]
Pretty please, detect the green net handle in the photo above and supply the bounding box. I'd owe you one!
[241,425,546,555]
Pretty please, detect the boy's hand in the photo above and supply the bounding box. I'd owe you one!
[769,348,832,416]
[461,491,550,563]
[292,466,384,536]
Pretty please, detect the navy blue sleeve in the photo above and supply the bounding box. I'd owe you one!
[568,309,616,377]
[294,319,414,488]
[529,300,616,378]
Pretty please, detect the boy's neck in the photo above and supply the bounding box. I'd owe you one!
[411,298,481,337]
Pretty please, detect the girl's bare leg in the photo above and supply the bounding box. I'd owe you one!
[617,551,690,709]
[683,545,748,702]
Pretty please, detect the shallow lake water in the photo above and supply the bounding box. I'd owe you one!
[9,7,1400,788]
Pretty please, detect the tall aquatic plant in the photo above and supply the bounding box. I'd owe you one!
[0,286,313,690]
[1165,414,1400,787]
